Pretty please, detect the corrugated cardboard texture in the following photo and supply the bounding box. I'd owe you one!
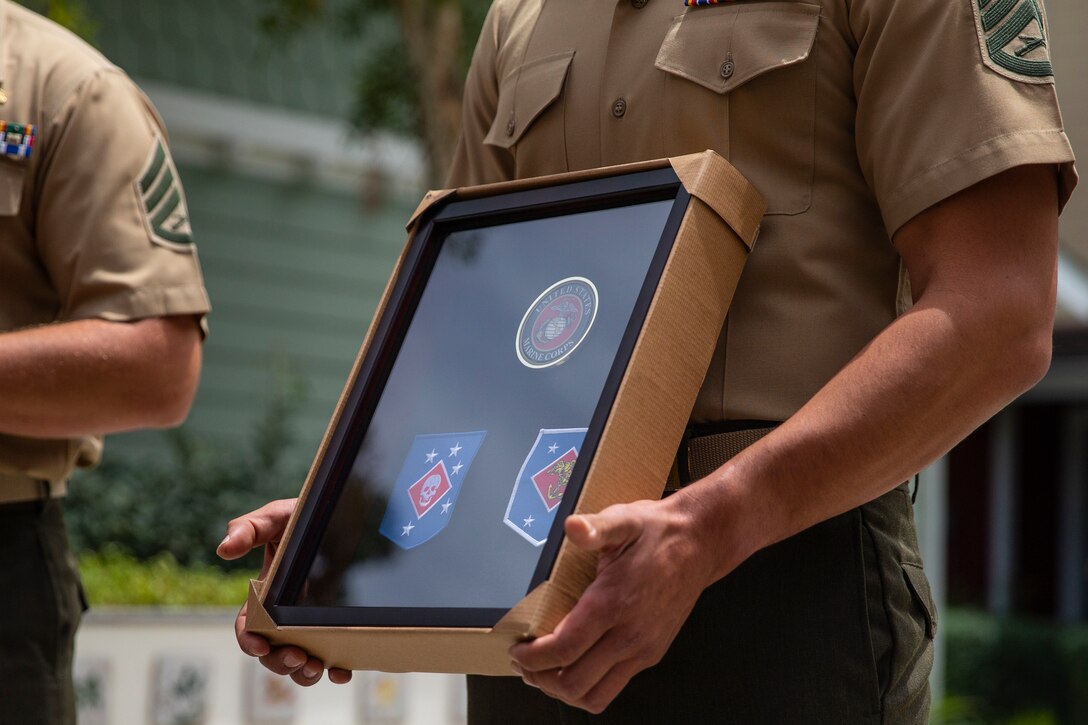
[248,151,765,676]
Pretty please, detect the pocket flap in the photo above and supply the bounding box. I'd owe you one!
[0,161,25,216]
[902,562,938,639]
[485,50,575,150]
[655,3,820,94]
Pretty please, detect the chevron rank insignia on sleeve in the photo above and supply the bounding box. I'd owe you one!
[135,137,195,249]
[972,0,1055,83]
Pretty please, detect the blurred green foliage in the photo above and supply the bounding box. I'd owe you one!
[256,0,489,138]
[17,0,97,40]
[66,369,308,572]
[940,608,1088,724]
[79,546,256,606]
[256,0,491,184]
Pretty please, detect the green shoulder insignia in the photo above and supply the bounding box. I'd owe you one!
[972,0,1055,84]
[135,137,195,249]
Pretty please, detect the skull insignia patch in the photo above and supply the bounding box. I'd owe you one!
[379,431,487,549]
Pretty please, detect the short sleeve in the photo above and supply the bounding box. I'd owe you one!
[446,1,516,187]
[850,0,1077,236]
[35,69,210,325]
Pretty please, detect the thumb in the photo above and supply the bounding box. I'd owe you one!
[217,498,297,561]
[564,507,642,553]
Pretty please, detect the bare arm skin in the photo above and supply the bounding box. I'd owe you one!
[509,163,1059,712]
[0,315,203,438]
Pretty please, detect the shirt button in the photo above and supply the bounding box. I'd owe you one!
[506,120,516,137]
[612,98,628,118]
[720,61,735,79]
[631,0,649,8]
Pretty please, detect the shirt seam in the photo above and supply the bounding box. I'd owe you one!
[886,127,1068,201]
[881,128,1074,235]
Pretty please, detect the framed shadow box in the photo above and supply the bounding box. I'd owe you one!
[245,151,765,675]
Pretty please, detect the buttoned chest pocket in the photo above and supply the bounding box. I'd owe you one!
[656,2,820,215]
[0,161,25,216]
[484,50,575,178]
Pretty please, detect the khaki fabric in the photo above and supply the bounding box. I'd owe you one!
[0,1,210,482]
[448,0,1077,425]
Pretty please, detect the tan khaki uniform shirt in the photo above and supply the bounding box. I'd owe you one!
[0,0,210,483]
[448,0,1077,424]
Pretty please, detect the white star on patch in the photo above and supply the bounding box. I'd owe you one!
[441,500,453,514]
[451,462,464,475]
[402,522,415,536]
[548,443,559,454]
[523,515,535,528]
[425,449,438,463]
[449,443,463,457]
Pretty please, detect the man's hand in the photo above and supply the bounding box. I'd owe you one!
[217,499,352,688]
[509,495,733,714]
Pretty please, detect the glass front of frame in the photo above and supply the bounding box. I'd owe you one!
[268,170,690,627]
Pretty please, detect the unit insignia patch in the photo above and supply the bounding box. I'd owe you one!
[378,431,487,550]
[504,428,587,547]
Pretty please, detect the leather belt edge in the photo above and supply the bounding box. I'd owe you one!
[665,425,778,493]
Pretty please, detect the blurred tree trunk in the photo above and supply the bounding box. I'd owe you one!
[257,0,488,188]
[395,1,466,187]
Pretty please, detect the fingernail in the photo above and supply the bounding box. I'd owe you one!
[303,662,321,678]
[284,652,305,668]
[218,533,231,549]
[510,661,522,676]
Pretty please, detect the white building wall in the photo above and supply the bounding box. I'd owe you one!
[75,610,467,725]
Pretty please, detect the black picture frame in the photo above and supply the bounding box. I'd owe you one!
[264,165,693,628]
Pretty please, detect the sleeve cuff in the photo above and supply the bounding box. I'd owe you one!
[880,129,1077,238]
[65,283,211,335]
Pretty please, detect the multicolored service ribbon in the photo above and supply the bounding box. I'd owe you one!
[685,0,736,5]
[0,121,35,159]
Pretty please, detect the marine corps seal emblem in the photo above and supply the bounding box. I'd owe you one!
[516,277,598,369]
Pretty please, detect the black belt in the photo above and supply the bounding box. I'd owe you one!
[665,422,779,492]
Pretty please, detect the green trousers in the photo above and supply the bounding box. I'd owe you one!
[0,499,84,725]
[468,484,935,724]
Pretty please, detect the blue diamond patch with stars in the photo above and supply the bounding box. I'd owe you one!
[379,431,487,549]
[504,428,587,547]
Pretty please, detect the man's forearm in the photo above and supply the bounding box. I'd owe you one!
[689,289,1049,582]
[0,316,203,439]
[682,164,1059,585]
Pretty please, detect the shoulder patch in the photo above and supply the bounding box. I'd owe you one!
[971,0,1055,84]
[135,138,195,250]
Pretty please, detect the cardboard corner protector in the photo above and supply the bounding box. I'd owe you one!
[670,151,766,250]
[405,188,458,232]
